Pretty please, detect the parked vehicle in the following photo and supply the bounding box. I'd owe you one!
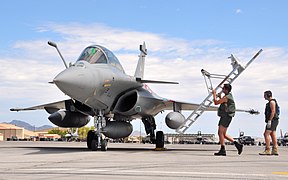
[278,132,288,146]
[238,135,255,145]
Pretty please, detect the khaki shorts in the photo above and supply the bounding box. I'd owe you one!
[218,115,232,128]
[266,119,279,131]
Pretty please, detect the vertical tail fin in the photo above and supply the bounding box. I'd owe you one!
[134,42,147,79]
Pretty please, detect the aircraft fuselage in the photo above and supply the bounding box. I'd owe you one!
[54,60,142,114]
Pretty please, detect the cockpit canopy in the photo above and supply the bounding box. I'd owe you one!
[77,45,124,72]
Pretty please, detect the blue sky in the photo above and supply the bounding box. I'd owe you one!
[1,1,287,47]
[1,0,288,138]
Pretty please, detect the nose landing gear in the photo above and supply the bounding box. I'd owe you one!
[87,110,107,151]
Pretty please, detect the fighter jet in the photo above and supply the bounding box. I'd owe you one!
[11,41,257,151]
[65,128,79,138]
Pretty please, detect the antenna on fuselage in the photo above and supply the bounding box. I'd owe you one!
[48,41,68,69]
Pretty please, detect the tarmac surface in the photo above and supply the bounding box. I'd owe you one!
[0,141,287,180]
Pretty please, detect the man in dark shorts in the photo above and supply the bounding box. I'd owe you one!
[212,84,243,156]
[259,90,279,155]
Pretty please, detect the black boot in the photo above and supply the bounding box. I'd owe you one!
[234,141,243,155]
[214,146,226,156]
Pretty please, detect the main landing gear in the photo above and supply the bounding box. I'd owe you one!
[87,110,107,151]
[86,113,165,151]
[155,131,164,149]
[142,116,165,149]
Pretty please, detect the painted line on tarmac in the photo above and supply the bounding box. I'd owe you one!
[272,172,288,176]
[19,168,281,178]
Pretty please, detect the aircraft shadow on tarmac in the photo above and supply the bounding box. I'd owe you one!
[12,145,227,156]
[13,146,88,155]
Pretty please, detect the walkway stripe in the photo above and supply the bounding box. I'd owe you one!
[272,172,288,175]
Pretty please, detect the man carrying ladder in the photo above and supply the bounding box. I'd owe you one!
[212,84,243,156]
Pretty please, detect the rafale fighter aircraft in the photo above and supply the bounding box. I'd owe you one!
[11,41,256,151]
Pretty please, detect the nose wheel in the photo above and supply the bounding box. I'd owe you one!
[90,135,107,151]
[86,110,108,151]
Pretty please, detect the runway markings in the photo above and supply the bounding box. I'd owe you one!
[272,172,288,176]
[19,168,282,178]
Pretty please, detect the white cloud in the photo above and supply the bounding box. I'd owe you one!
[0,58,66,102]
[236,9,243,14]
[2,23,288,137]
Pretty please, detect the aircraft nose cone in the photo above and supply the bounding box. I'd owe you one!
[53,69,75,87]
[53,67,95,99]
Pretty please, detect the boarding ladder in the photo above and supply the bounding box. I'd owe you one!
[176,49,263,134]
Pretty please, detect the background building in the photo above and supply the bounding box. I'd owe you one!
[0,123,37,141]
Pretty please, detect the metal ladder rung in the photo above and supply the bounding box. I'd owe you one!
[206,99,213,103]
[225,79,232,83]
[189,112,203,118]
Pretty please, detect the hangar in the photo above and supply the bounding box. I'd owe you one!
[165,132,216,144]
[0,123,37,140]
[0,123,61,141]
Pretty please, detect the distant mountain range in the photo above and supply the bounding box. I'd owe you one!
[5,120,145,136]
[6,120,53,131]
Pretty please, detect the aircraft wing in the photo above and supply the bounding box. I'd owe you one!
[162,99,259,114]
[10,100,68,114]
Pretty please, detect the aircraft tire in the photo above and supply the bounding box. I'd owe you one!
[91,139,98,151]
[87,130,94,149]
[156,131,164,148]
[101,139,107,151]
